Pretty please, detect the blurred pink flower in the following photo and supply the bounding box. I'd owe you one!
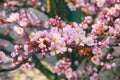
[7,13,19,22]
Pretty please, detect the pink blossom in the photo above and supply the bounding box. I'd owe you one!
[49,41,67,56]
[18,56,23,62]
[115,4,120,10]
[22,63,32,70]
[85,36,95,46]
[92,47,103,58]
[91,56,100,65]
[7,13,19,22]
[74,60,79,66]
[11,52,16,58]
[84,16,93,24]
[19,20,28,27]
[13,26,24,34]
[23,44,29,52]
[55,58,72,76]
[105,63,112,69]
[96,0,106,7]
[67,3,76,11]
[111,63,116,68]
[90,73,99,80]
[68,48,72,53]
[14,45,19,49]
[106,53,113,60]
[100,62,104,66]
[11,63,16,67]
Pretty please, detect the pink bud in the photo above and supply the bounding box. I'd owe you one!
[111,63,116,68]
[11,52,16,57]
[48,47,52,50]
[11,63,16,67]
[22,63,32,70]
[41,50,44,53]
[15,50,19,53]
[24,44,29,51]
[41,6,46,12]
[105,64,111,69]
[67,40,72,45]
[68,48,72,53]
[98,42,102,45]
[18,56,23,62]
[45,48,48,51]
[14,45,19,49]
[100,62,104,66]
[42,52,46,56]
[74,60,79,66]
[19,45,22,48]
[16,52,19,55]
[11,58,16,63]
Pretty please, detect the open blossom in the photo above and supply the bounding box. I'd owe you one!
[107,7,119,17]
[109,27,117,35]
[91,22,104,34]
[62,24,86,46]
[58,41,67,52]
[29,32,36,39]
[49,40,67,56]
[115,4,120,10]
[49,43,60,56]
[96,0,106,7]
[51,32,61,42]
[7,13,19,22]
[19,19,29,27]
[114,18,120,32]
[92,47,103,58]
[13,26,24,34]
[65,68,73,79]
[85,36,95,46]
[76,33,86,45]
[91,56,100,65]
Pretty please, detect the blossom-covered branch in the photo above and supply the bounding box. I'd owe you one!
[0,0,120,80]
[0,50,38,72]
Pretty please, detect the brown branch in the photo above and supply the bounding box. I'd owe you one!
[0,50,38,72]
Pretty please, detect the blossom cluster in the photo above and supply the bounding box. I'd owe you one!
[0,0,120,80]
[10,15,119,79]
